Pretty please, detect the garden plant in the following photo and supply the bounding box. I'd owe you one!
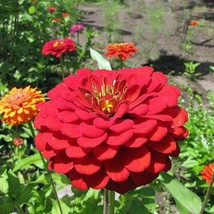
[0,0,214,214]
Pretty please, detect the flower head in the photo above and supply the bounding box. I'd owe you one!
[70,24,84,34]
[52,18,61,23]
[62,13,70,18]
[13,137,24,146]
[200,163,214,184]
[105,42,137,61]
[34,66,188,194]
[190,20,198,26]
[48,6,56,13]
[0,86,45,126]
[42,38,76,58]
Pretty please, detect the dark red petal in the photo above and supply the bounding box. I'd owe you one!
[48,133,71,150]
[47,83,67,99]
[61,124,82,138]
[58,111,78,123]
[85,168,109,189]
[65,145,90,158]
[147,97,168,115]
[93,117,112,129]
[160,91,179,107]
[42,144,58,159]
[75,110,97,121]
[149,123,168,141]
[106,130,133,146]
[46,115,62,131]
[52,152,74,173]
[144,114,172,122]
[128,104,149,116]
[112,103,128,120]
[120,147,151,172]
[131,171,158,186]
[106,179,135,194]
[146,151,171,174]
[170,127,189,140]
[133,119,157,134]
[74,154,101,175]
[110,119,134,133]
[77,133,107,148]
[104,157,130,182]
[147,135,178,155]
[151,72,168,85]
[123,84,141,102]
[80,123,105,138]
[54,99,76,110]
[35,132,52,151]
[146,78,162,93]
[164,107,188,127]
[93,144,118,160]
[68,169,88,190]
[140,66,154,76]
[124,135,148,147]
[76,67,92,78]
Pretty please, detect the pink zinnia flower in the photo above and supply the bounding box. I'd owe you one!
[42,38,76,58]
[70,24,84,34]
[34,66,188,194]
[48,7,56,13]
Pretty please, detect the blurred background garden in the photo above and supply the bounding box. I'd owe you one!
[0,0,214,213]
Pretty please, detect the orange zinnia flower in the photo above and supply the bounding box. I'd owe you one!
[200,163,214,184]
[105,42,137,61]
[190,20,198,26]
[0,86,45,125]
[62,13,70,17]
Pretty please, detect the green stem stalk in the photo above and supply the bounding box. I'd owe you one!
[199,170,214,214]
[103,190,115,214]
[15,204,24,214]
[60,55,65,80]
[28,122,63,214]
[109,191,115,214]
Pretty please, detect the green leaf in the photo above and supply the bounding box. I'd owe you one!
[13,153,43,172]
[0,197,15,214]
[90,48,112,70]
[16,185,33,204]
[28,6,35,15]
[159,172,202,214]
[8,171,21,197]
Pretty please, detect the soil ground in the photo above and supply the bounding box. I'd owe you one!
[78,0,214,101]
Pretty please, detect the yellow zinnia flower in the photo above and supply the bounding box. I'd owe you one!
[0,86,45,125]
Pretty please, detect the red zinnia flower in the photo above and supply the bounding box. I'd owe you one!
[48,6,56,13]
[200,163,214,184]
[105,42,137,61]
[13,137,24,146]
[34,66,188,194]
[42,38,76,58]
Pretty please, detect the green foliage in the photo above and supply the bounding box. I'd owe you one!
[159,172,202,214]
[183,61,200,80]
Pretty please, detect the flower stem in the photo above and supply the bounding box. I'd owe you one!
[199,171,214,214]
[28,122,63,214]
[109,191,115,214]
[15,204,24,214]
[103,189,109,214]
[124,192,132,213]
[103,189,115,214]
[60,55,65,80]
